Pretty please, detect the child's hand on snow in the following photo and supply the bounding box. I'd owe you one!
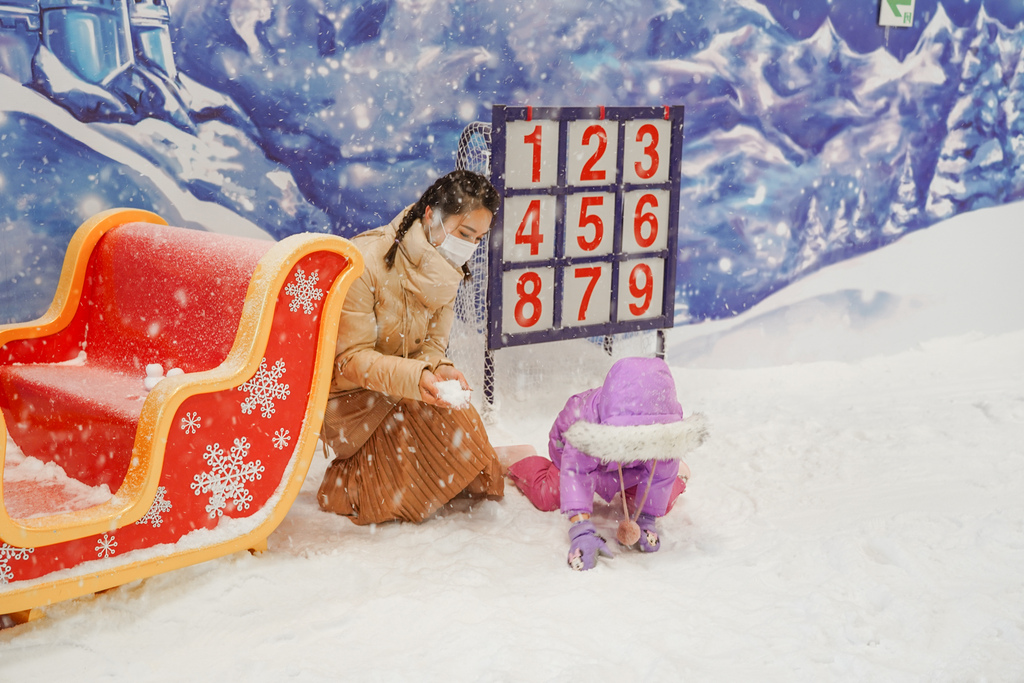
[567,520,612,571]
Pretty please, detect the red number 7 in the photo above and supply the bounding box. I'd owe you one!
[574,267,602,321]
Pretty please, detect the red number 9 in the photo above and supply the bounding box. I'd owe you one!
[628,263,654,316]
[514,272,543,327]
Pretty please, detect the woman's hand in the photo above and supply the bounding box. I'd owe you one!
[434,364,470,390]
[419,368,442,405]
[419,365,470,407]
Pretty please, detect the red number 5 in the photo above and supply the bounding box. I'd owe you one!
[577,196,604,251]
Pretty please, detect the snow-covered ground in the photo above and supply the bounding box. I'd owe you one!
[2,202,1023,681]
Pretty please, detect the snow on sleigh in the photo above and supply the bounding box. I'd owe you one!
[0,208,363,623]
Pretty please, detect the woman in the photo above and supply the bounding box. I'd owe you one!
[317,170,504,525]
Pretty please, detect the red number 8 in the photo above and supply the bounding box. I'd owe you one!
[514,272,543,328]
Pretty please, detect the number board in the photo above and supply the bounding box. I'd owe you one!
[486,105,684,350]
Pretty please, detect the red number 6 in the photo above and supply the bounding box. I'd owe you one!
[634,194,659,248]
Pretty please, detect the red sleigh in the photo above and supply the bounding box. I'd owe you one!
[0,209,363,621]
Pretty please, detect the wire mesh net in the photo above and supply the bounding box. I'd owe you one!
[450,122,493,405]
[448,121,659,415]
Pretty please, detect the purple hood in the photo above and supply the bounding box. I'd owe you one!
[594,357,683,426]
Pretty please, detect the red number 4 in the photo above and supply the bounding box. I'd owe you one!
[515,199,544,255]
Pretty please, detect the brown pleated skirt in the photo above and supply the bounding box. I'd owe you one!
[317,390,504,525]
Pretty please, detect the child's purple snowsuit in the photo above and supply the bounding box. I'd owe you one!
[549,357,702,518]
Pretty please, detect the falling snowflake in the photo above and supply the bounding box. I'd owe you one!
[135,486,173,528]
[95,534,117,559]
[191,437,265,519]
[181,411,201,434]
[0,543,34,585]
[238,357,290,419]
[284,267,324,315]
[273,428,291,450]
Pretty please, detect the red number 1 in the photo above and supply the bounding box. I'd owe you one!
[524,125,542,183]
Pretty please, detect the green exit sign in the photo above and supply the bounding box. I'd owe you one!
[879,0,915,27]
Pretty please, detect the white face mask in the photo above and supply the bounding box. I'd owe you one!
[430,213,481,266]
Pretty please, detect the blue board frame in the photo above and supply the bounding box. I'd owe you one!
[486,104,685,351]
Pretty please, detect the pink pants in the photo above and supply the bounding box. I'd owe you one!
[507,455,687,516]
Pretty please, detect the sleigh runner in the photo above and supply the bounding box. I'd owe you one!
[0,209,363,620]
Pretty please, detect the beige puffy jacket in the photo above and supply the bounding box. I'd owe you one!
[330,208,464,401]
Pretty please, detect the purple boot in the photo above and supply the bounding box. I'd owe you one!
[637,513,660,553]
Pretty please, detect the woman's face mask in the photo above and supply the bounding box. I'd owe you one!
[428,211,486,266]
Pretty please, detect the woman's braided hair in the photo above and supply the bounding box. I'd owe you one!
[384,170,500,280]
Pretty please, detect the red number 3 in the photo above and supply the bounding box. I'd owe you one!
[634,124,660,180]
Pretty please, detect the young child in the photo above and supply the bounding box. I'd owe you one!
[508,356,708,571]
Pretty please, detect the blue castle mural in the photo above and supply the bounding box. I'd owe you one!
[1,0,1022,326]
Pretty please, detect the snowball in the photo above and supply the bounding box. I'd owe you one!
[436,380,471,408]
[166,368,184,377]
[146,363,164,378]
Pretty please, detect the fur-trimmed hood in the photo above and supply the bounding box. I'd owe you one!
[563,413,709,464]
[593,357,683,426]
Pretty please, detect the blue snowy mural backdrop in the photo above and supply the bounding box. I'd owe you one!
[1,0,1022,325]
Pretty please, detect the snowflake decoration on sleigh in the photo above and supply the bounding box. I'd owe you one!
[180,412,201,434]
[191,437,265,519]
[238,357,290,419]
[95,533,117,559]
[273,428,291,450]
[0,543,34,585]
[284,267,324,315]
[135,486,172,528]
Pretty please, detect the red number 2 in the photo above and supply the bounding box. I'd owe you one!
[580,125,608,181]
